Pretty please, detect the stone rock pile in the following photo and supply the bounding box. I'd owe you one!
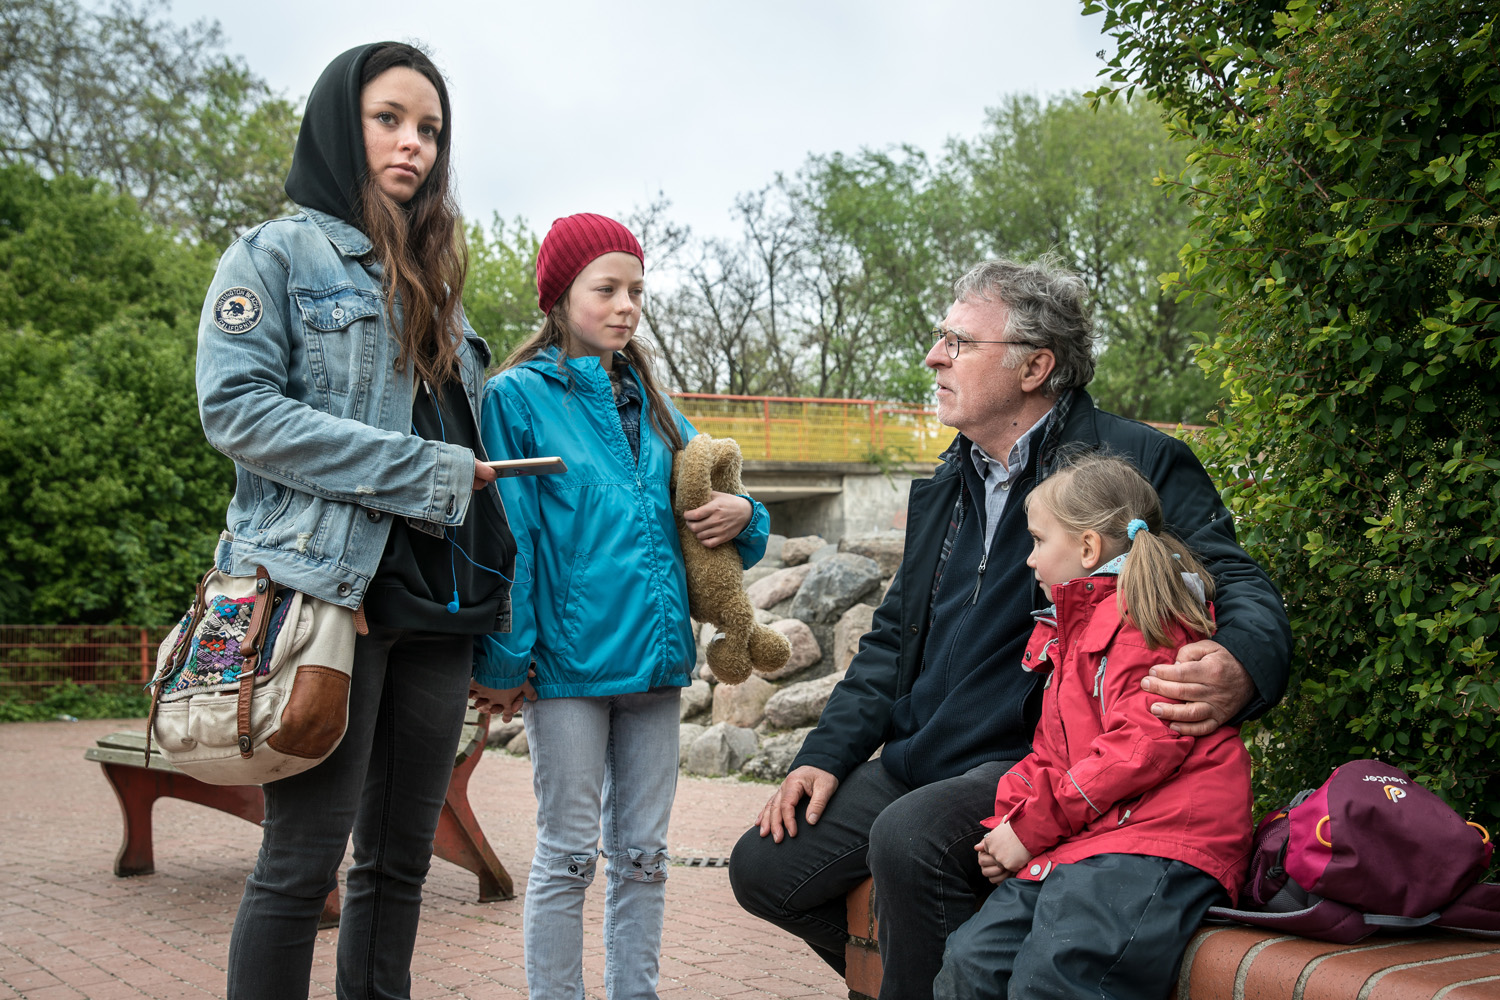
[486,529,904,783]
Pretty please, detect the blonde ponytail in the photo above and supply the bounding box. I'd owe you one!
[1116,523,1215,649]
[1028,455,1215,649]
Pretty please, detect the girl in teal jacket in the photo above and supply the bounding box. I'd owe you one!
[474,214,768,1000]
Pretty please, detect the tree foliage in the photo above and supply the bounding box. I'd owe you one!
[1090,0,1500,820]
[0,167,206,336]
[0,166,230,624]
[581,95,1221,418]
[788,149,967,402]
[952,96,1221,421]
[463,213,540,363]
[0,0,298,245]
[641,182,928,400]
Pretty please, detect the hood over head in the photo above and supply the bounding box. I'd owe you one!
[283,42,452,228]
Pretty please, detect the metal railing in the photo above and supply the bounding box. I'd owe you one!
[671,393,951,464]
[670,393,1204,464]
[0,625,171,690]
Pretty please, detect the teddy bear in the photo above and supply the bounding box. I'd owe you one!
[672,433,791,685]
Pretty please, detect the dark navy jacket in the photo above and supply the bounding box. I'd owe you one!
[792,392,1291,788]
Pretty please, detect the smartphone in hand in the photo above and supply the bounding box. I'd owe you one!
[480,456,568,477]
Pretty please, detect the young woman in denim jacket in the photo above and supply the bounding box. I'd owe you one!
[195,42,522,999]
[474,214,770,999]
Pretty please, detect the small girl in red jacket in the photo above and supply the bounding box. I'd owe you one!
[934,455,1254,1000]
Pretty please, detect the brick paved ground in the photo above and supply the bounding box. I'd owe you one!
[0,719,848,999]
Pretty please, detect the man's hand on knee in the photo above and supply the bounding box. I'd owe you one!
[756,765,839,843]
[1140,640,1254,737]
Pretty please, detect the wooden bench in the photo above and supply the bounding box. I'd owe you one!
[84,707,513,926]
[846,878,880,1000]
[842,879,1500,1000]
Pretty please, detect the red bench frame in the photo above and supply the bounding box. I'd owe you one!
[87,711,513,925]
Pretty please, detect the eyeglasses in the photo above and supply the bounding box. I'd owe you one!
[927,328,1039,360]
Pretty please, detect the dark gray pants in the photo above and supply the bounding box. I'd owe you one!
[933,853,1225,1000]
[226,624,473,1000]
[729,758,1011,1000]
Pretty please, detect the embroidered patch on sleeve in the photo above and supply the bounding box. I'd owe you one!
[213,287,264,334]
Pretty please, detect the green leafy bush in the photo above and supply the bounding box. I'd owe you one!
[1089,0,1499,821]
[464,214,542,365]
[0,681,151,722]
[0,165,232,624]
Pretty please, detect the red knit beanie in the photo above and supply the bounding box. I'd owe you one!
[535,213,644,313]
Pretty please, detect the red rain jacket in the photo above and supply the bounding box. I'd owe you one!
[988,575,1253,900]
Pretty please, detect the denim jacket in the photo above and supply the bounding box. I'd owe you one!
[196,208,496,610]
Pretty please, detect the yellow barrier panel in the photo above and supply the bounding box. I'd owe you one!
[671,394,952,465]
[671,394,1206,465]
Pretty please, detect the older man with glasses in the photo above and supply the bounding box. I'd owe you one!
[729,255,1291,1000]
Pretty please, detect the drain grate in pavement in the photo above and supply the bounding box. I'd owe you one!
[673,855,731,867]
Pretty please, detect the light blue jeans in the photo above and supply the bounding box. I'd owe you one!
[523,687,681,1000]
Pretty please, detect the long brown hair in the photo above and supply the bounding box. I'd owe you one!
[1029,455,1216,648]
[358,44,467,387]
[502,292,685,452]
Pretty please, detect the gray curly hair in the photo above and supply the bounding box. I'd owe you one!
[951,253,1095,395]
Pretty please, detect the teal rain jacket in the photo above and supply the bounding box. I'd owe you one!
[473,349,769,698]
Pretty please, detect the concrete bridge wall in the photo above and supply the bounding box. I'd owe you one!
[740,460,936,540]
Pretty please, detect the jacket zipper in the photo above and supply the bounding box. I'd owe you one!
[1053,601,1073,748]
[955,487,989,605]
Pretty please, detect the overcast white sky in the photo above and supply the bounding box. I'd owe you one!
[167,0,1112,241]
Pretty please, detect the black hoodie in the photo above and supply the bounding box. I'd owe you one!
[283,41,453,227]
[284,43,514,633]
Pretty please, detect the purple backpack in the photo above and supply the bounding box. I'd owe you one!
[1207,760,1500,943]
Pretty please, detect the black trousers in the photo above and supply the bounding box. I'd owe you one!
[226,625,473,1000]
[933,853,1225,1000]
[729,758,1012,1000]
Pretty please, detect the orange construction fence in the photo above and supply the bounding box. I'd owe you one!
[0,625,171,690]
[671,393,951,465]
[670,393,1205,464]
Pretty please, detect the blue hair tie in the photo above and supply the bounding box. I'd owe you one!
[1127,518,1149,541]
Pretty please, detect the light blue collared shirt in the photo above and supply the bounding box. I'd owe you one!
[969,410,1053,550]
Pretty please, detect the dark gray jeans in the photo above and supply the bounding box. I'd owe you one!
[933,853,1225,1000]
[729,758,1011,1000]
[226,624,472,1000]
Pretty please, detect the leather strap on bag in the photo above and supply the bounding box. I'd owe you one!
[235,566,277,758]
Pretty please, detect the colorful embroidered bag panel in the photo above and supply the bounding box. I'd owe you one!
[160,590,295,698]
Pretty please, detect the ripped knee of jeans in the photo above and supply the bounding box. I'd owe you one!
[614,848,670,883]
[543,852,598,884]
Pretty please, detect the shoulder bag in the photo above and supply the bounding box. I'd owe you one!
[146,565,357,785]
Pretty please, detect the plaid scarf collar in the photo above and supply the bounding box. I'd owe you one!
[1034,388,1077,482]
